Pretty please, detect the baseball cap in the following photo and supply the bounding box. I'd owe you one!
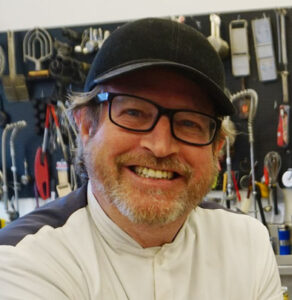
[85,18,234,115]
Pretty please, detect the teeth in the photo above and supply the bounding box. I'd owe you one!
[134,166,174,179]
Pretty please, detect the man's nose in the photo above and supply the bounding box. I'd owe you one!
[140,116,179,157]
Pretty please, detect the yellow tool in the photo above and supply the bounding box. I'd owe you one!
[0,218,6,228]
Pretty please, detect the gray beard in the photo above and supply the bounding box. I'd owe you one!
[85,141,218,226]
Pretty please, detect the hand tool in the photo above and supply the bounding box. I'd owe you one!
[56,160,72,197]
[49,55,90,85]
[57,100,78,138]
[0,45,5,76]
[1,121,27,212]
[34,103,68,199]
[20,159,31,186]
[251,15,277,82]
[57,101,78,190]
[10,121,27,213]
[74,27,110,54]
[207,14,229,59]
[1,31,29,101]
[223,116,237,208]
[231,89,258,218]
[229,19,250,77]
[264,151,281,215]
[23,27,53,77]
[275,9,290,148]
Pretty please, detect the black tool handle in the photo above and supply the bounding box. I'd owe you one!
[255,185,268,229]
[272,184,279,215]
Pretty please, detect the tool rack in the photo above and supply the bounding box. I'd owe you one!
[0,8,291,200]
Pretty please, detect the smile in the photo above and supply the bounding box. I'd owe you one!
[132,166,175,179]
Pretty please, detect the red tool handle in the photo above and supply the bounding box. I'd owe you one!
[49,104,60,128]
[231,171,241,202]
[277,105,290,147]
[34,147,50,200]
[45,104,51,129]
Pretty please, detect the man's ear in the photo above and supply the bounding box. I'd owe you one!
[74,108,92,144]
[215,138,225,154]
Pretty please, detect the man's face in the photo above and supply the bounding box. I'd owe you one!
[81,68,222,225]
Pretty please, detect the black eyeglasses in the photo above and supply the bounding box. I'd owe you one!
[94,92,221,146]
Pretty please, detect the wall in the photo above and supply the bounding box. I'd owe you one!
[0,0,292,31]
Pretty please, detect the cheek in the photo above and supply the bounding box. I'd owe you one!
[90,121,140,162]
[184,147,217,177]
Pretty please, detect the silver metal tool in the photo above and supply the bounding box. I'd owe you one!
[207,14,229,59]
[276,9,289,103]
[231,89,258,217]
[0,45,5,76]
[264,151,281,216]
[229,19,250,77]
[2,31,29,101]
[10,121,27,212]
[1,121,27,212]
[23,27,53,71]
[252,16,277,82]
[75,27,110,54]
[276,9,290,148]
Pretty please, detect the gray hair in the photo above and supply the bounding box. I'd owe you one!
[67,85,102,181]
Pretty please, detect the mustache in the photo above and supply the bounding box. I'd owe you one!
[115,152,192,179]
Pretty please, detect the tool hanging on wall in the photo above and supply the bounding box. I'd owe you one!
[229,18,251,120]
[20,159,31,186]
[1,31,29,102]
[0,45,5,76]
[207,14,229,59]
[264,151,282,218]
[10,122,27,213]
[222,117,238,208]
[230,90,263,220]
[74,27,110,54]
[34,103,68,200]
[1,121,27,220]
[56,160,72,197]
[49,40,90,87]
[229,19,250,77]
[57,100,78,190]
[275,9,290,148]
[23,27,53,78]
[251,15,277,82]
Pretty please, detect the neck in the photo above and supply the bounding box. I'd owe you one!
[112,210,190,248]
[93,190,191,248]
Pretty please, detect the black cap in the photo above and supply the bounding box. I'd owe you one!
[85,18,234,115]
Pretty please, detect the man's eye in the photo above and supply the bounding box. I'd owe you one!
[179,119,201,128]
[123,109,142,117]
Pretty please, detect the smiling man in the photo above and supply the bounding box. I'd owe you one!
[0,18,282,299]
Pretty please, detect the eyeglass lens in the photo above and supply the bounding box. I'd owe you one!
[109,94,217,145]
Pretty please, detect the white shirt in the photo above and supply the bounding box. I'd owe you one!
[0,182,282,299]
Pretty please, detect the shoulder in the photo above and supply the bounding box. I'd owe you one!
[0,184,88,246]
[195,201,269,242]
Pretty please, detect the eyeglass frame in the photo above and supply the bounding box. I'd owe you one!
[94,92,222,146]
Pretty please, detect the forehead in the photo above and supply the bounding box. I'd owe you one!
[100,68,215,114]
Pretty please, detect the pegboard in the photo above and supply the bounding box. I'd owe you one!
[0,8,291,199]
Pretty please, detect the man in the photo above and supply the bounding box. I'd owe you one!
[0,18,282,299]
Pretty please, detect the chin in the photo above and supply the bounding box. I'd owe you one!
[109,186,195,225]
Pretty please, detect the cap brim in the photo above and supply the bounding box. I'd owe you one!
[89,61,235,115]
